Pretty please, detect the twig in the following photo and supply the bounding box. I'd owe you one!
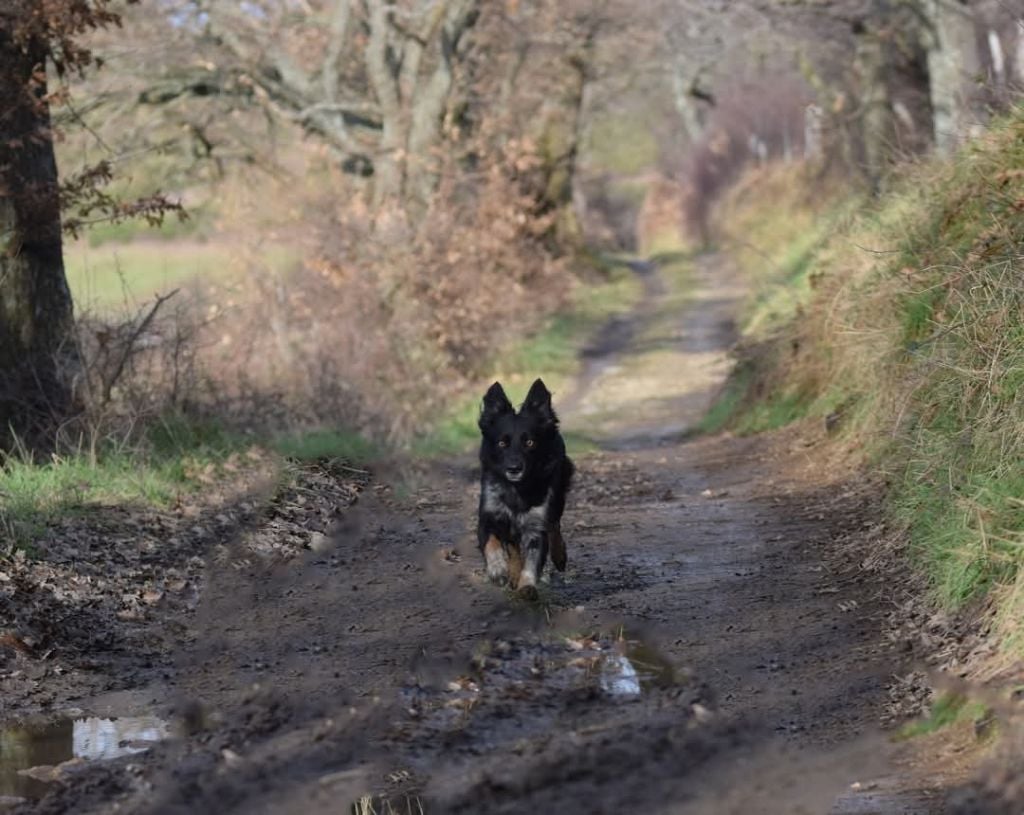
[102,289,180,404]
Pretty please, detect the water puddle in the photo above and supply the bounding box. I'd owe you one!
[600,653,641,696]
[598,639,677,697]
[0,714,169,800]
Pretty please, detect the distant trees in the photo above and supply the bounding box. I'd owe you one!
[791,0,1024,168]
[140,0,480,219]
[191,0,480,217]
[121,0,630,242]
[660,0,1024,212]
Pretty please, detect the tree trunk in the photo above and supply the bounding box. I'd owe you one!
[0,28,78,449]
[924,0,982,154]
[363,0,479,217]
[669,61,709,147]
[855,24,895,191]
[531,42,592,251]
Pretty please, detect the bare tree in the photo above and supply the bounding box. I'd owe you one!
[144,0,479,217]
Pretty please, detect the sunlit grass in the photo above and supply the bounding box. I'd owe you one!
[702,106,1024,624]
[586,116,659,175]
[0,417,240,550]
[65,239,298,312]
[898,693,990,741]
[0,416,377,553]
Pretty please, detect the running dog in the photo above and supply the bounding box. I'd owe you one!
[477,378,574,599]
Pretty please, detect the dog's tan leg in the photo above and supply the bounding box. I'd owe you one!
[517,541,541,600]
[483,535,509,585]
[507,544,524,589]
[550,522,567,572]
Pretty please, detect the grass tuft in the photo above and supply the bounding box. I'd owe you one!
[898,693,990,741]
[272,429,380,463]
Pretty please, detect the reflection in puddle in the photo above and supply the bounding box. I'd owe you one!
[600,653,641,696]
[568,635,677,698]
[0,715,168,800]
[624,641,677,690]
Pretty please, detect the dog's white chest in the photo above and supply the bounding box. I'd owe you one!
[483,483,550,535]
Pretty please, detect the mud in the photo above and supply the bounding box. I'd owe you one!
[1,254,963,813]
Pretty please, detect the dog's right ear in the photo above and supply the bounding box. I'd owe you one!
[480,382,513,429]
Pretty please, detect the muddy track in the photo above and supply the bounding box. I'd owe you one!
[6,255,945,814]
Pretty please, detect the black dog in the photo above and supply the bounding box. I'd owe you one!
[477,378,574,599]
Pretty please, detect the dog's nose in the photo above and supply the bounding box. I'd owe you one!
[507,463,524,474]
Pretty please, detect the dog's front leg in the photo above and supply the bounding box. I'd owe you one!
[516,533,547,600]
[481,534,510,585]
[549,521,567,572]
[507,544,524,589]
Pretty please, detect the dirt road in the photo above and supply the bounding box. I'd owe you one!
[5,255,942,814]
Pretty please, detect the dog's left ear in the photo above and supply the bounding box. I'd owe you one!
[522,378,558,427]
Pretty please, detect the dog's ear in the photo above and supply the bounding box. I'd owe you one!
[521,378,558,427]
[480,381,513,429]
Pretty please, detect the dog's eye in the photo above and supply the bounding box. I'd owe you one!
[498,438,509,448]
[524,438,535,448]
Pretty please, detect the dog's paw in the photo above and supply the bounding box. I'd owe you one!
[483,552,507,585]
[483,536,509,585]
[486,558,509,585]
[517,584,539,602]
[487,569,509,586]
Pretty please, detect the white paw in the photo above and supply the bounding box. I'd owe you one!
[485,548,509,585]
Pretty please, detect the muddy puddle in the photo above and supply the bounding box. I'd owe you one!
[0,714,169,801]
[370,632,713,811]
[457,633,680,703]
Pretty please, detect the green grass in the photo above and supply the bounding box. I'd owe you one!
[585,116,659,175]
[85,209,209,248]
[411,259,644,458]
[743,234,823,336]
[703,106,1024,629]
[0,417,376,552]
[698,364,753,435]
[272,428,380,463]
[898,693,990,741]
[66,240,298,312]
[733,389,812,435]
[0,417,238,549]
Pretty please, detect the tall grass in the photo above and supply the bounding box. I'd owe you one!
[708,109,1024,626]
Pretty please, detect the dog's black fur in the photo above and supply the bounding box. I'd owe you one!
[477,378,574,599]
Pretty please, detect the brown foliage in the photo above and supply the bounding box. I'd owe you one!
[0,0,134,74]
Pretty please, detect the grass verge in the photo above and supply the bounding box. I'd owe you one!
[0,417,377,554]
[66,239,298,313]
[703,107,1024,635]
